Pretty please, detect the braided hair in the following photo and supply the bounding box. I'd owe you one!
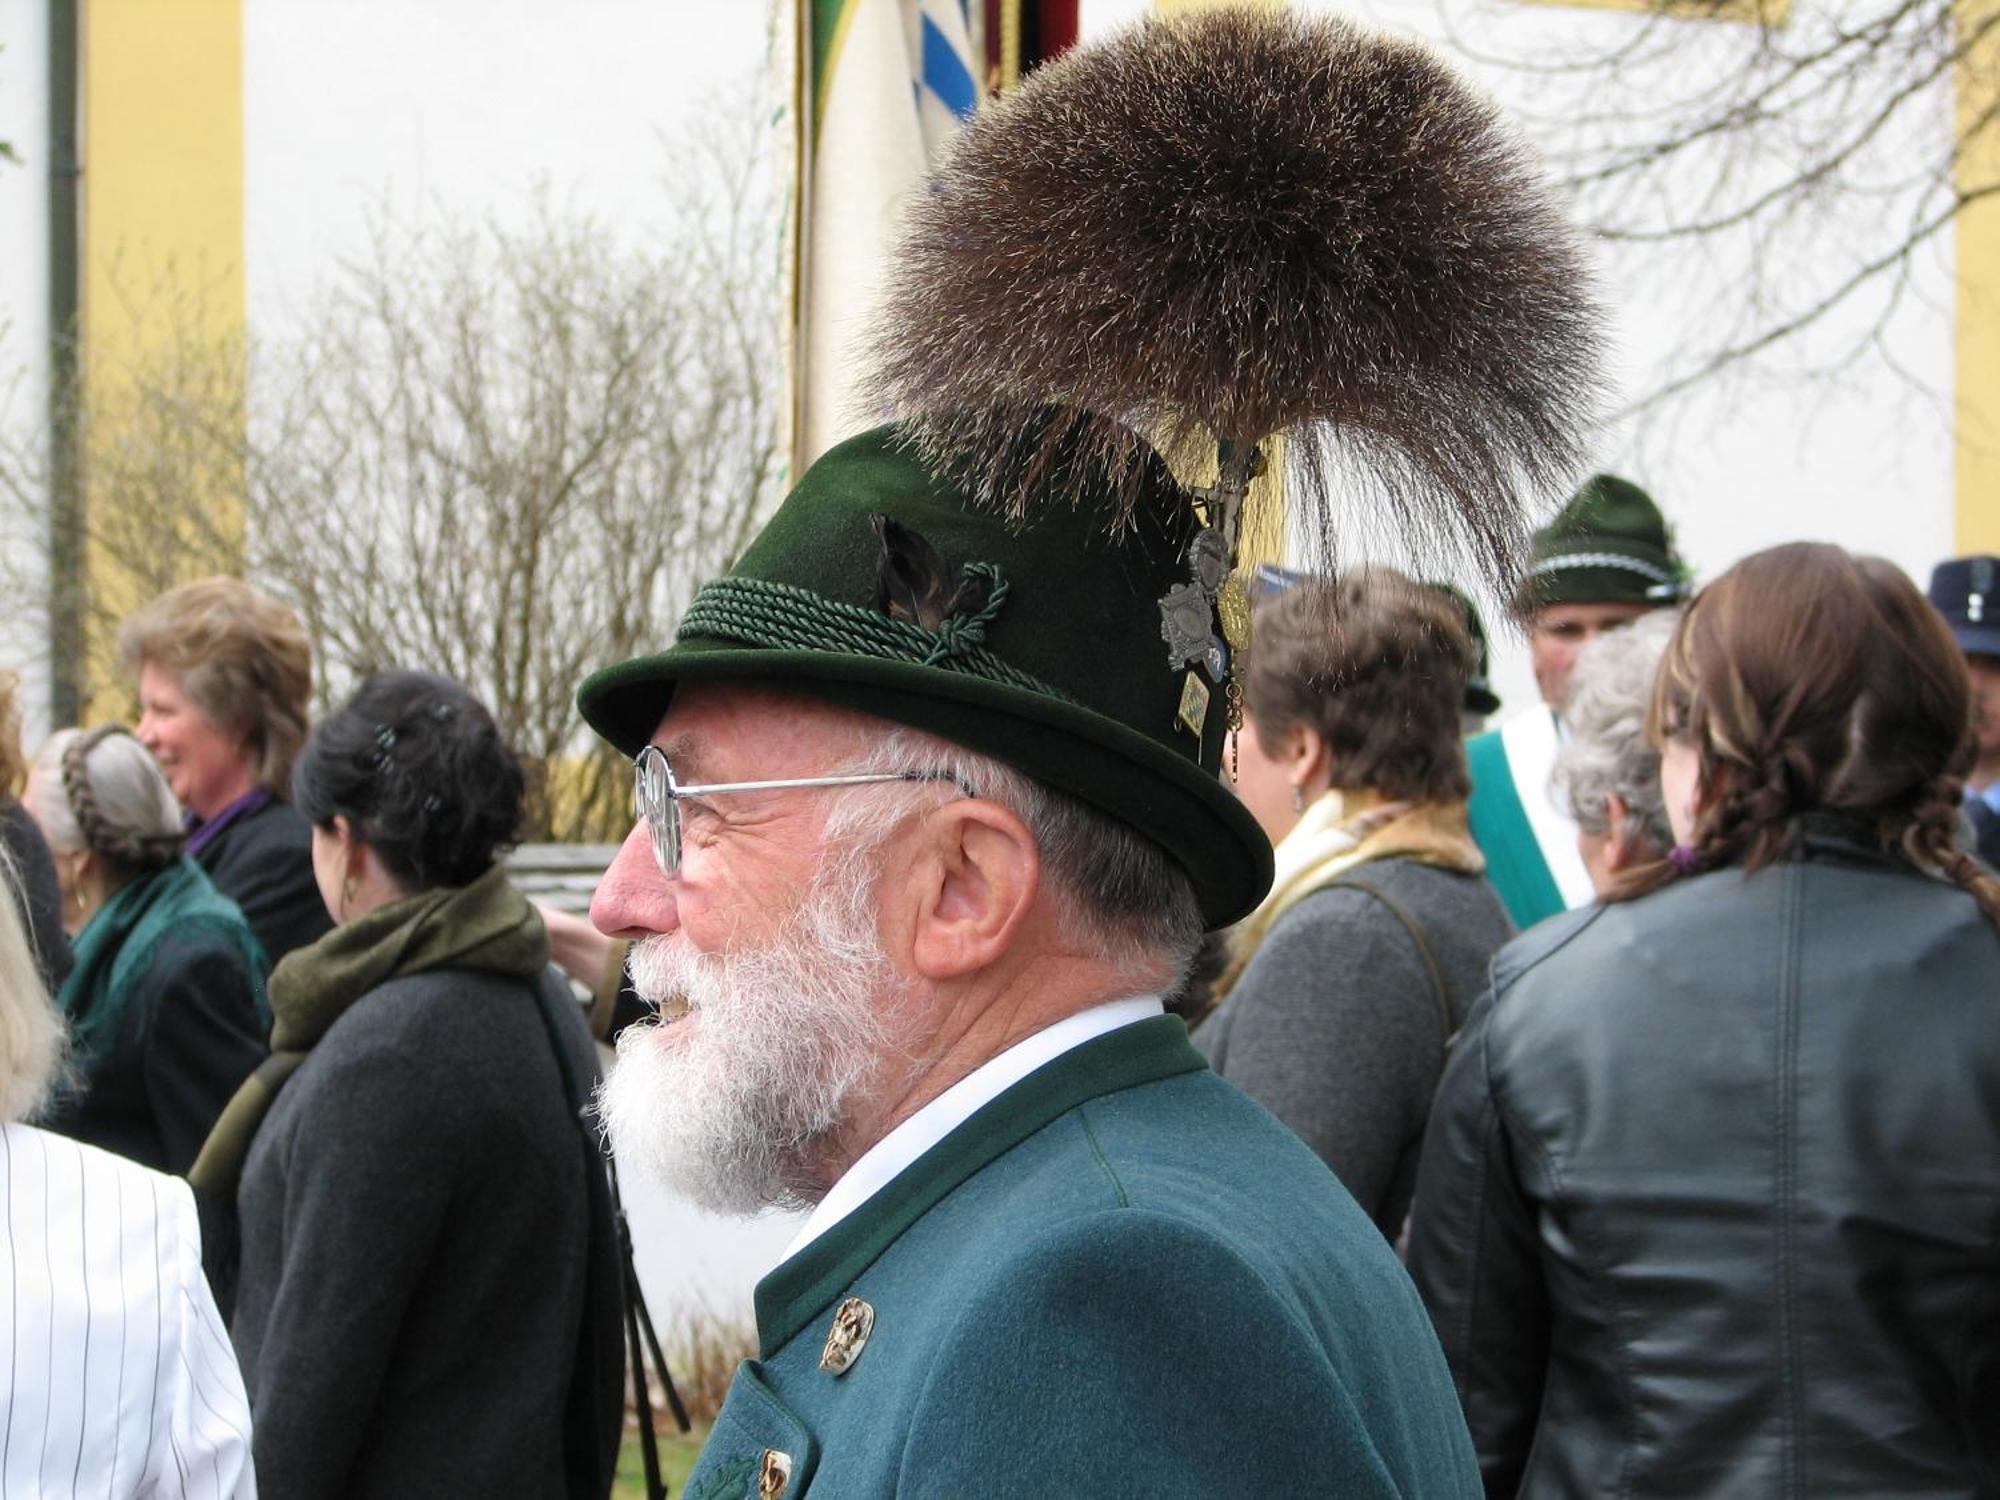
[25,726,187,879]
[292,672,524,892]
[1617,543,2000,927]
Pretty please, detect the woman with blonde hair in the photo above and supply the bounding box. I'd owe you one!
[24,726,267,1174]
[0,847,255,1497]
[1410,543,2000,1497]
[122,575,331,968]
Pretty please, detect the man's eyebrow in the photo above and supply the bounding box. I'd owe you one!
[654,733,706,782]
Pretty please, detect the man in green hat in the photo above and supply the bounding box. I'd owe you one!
[581,7,1605,1493]
[584,428,1479,1498]
[1466,474,1689,927]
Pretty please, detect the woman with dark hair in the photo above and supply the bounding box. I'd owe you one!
[195,671,621,1500]
[1195,569,1513,1234]
[1409,543,2000,1498]
[23,726,266,1174]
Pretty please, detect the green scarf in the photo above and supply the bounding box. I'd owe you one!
[189,862,549,1195]
[58,856,270,1091]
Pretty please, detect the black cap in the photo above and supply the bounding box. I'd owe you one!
[1926,556,2000,657]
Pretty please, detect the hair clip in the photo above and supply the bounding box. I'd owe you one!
[422,793,444,815]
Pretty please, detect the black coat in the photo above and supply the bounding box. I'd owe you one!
[1409,818,2000,1498]
[195,798,332,972]
[232,965,621,1500]
[40,868,268,1177]
[1,797,72,988]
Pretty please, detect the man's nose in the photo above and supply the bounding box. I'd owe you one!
[591,821,681,939]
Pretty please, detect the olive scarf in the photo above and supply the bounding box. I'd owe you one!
[189,863,548,1196]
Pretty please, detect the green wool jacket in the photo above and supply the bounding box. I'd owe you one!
[685,1016,1480,1499]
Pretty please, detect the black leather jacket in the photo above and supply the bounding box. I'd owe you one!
[1409,821,2000,1498]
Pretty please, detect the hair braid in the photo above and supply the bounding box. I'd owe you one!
[60,727,185,874]
[1902,775,2000,923]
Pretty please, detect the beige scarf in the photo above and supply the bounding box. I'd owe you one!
[1211,790,1487,1002]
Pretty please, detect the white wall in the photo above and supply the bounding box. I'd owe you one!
[242,0,775,334]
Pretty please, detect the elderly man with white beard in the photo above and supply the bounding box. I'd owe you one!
[579,10,1607,1494]
[584,483,1484,1497]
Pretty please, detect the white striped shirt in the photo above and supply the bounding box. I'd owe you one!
[0,1123,255,1499]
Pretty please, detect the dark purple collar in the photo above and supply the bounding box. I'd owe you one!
[183,785,275,858]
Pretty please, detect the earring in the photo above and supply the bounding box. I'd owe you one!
[1291,785,1305,815]
[340,876,358,919]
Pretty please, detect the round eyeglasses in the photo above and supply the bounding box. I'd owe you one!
[632,744,972,877]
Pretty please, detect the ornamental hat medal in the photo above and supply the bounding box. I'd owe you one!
[578,8,1604,928]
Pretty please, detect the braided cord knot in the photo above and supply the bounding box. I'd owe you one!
[677,571,1070,702]
[924,563,1009,666]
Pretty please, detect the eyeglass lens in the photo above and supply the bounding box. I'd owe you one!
[634,746,680,875]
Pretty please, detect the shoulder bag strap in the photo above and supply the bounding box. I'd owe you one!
[1317,877,1454,1059]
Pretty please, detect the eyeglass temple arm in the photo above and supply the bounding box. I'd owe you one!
[667,772,938,797]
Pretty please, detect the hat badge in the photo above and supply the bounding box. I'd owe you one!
[819,1296,876,1377]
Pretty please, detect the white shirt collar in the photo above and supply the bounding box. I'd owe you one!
[780,995,1164,1262]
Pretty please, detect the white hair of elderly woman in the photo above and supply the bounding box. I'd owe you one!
[1555,609,1683,856]
[24,727,183,857]
[0,845,66,1121]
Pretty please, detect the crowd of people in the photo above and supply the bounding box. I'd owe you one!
[1,489,1994,1498]
[4,9,1999,1498]
[0,587,624,1498]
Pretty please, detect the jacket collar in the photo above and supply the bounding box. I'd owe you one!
[1792,809,1897,868]
[752,1014,1205,1355]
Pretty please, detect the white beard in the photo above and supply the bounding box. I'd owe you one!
[595,856,897,1216]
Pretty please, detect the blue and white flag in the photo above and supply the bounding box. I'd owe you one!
[786,0,983,479]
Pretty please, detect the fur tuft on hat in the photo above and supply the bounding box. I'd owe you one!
[867,6,1605,588]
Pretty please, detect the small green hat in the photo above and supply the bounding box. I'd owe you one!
[1517,474,1688,613]
[578,426,1273,929]
[1424,582,1501,718]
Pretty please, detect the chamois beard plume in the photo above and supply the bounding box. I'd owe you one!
[865,6,1606,588]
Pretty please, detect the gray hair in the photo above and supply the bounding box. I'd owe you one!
[0,845,65,1122]
[1555,609,1682,853]
[822,726,1205,992]
[26,729,185,869]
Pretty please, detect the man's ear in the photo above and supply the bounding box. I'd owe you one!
[903,799,1041,982]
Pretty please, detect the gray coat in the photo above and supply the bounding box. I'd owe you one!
[231,967,601,1500]
[1196,856,1513,1233]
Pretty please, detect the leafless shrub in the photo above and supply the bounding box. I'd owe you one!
[1,92,783,839]
[1436,0,1988,435]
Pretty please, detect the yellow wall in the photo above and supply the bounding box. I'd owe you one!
[82,0,244,377]
[79,0,247,706]
[1958,0,2000,553]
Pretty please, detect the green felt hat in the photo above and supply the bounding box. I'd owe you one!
[578,425,1273,929]
[1517,474,1688,613]
[1424,582,1501,718]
